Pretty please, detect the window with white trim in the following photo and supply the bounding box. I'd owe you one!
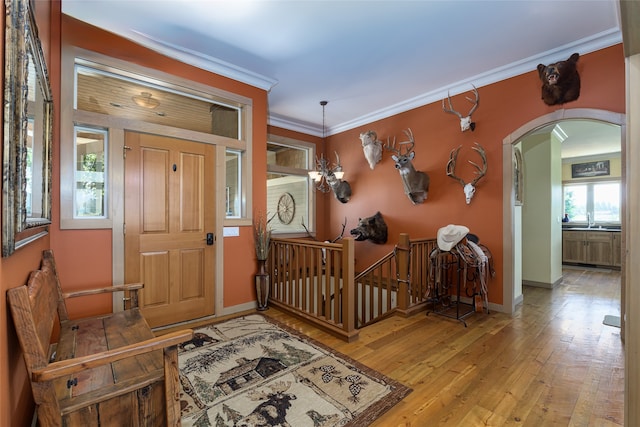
[563,180,621,225]
[267,135,315,235]
[74,126,107,218]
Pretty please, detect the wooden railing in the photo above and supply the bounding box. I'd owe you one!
[267,234,440,341]
[353,235,439,327]
[268,237,357,341]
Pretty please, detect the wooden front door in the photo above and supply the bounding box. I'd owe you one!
[124,132,216,327]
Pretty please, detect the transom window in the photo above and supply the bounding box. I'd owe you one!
[75,63,241,138]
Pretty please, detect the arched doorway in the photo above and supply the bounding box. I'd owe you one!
[501,108,626,317]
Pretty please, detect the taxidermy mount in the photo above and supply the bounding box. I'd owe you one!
[446,142,488,204]
[359,130,383,169]
[350,211,388,244]
[384,128,430,204]
[537,53,580,106]
[313,152,352,203]
[442,85,480,132]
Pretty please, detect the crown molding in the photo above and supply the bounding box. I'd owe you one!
[128,30,279,91]
[268,115,323,138]
[302,28,622,137]
[117,27,620,137]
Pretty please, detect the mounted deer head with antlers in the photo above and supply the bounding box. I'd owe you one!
[312,152,352,203]
[384,128,430,204]
[442,85,480,132]
[359,130,383,170]
[446,142,488,204]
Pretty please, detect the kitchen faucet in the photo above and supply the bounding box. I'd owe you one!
[587,212,595,228]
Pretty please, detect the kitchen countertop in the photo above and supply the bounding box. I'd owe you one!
[562,227,621,232]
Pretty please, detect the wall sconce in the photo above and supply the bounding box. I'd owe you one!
[308,101,351,203]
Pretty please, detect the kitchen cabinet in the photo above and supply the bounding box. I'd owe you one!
[562,231,586,263]
[562,230,619,267]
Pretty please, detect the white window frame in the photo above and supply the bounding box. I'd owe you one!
[563,179,621,226]
[73,125,108,219]
[267,134,316,236]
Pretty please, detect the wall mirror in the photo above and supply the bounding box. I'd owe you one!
[2,0,53,256]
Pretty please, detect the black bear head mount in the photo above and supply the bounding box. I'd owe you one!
[537,52,580,106]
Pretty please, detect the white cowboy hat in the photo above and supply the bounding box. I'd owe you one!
[437,224,470,252]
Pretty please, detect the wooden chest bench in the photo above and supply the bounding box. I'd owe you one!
[7,250,193,426]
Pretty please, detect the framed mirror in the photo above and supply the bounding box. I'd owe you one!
[3,0,53,257]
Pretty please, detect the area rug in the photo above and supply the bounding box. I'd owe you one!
[178,314,411,426]
[603,314,621,328]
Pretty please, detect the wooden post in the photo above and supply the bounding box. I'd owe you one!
[396,233,411,311]
[164,346,181,426]
[341,238,355,334]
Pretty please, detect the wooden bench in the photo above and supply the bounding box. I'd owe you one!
[7,250,194,426]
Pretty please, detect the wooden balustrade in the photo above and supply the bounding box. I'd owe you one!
[268,237,357,342]
[266,234,441,341]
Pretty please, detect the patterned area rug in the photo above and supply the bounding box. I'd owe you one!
[179,314,411,426]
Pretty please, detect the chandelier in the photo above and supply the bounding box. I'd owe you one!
[308,101,345,193]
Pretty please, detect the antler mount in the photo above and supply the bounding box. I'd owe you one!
[446,142,487,204]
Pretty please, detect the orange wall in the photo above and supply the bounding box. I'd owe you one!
[322,45,625,306]
[0,3,625,425]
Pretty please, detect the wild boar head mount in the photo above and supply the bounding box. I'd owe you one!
[537,53,580,106]
[350,211,388,244]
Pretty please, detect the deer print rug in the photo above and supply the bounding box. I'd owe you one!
[179,314,411,426]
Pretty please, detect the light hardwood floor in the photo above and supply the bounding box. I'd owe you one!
[266,268,624,426]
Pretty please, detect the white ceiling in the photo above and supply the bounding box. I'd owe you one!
[529,120,621,159]
[61,0,622,154]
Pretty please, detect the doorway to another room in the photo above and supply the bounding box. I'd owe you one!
[502,110,625,325]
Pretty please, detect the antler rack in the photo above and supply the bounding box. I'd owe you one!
[383,128,415,155]
[446,142,487,187]
[442,85,480,131]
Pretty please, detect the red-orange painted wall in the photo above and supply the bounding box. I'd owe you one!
[322,45,624,307]
[0,3,625,425]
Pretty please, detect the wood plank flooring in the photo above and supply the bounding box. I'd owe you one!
[265,268,624,426]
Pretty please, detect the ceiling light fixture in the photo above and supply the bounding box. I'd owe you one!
[132,91,160,109]
[309,100,345,192]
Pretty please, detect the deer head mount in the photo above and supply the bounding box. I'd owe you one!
[384,128,430,204]
[312,152,352,203]
[359,130,383,170]
[446,142,488,204]
[442,85,479,132]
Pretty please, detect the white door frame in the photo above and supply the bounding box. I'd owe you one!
[501,108,626,314]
